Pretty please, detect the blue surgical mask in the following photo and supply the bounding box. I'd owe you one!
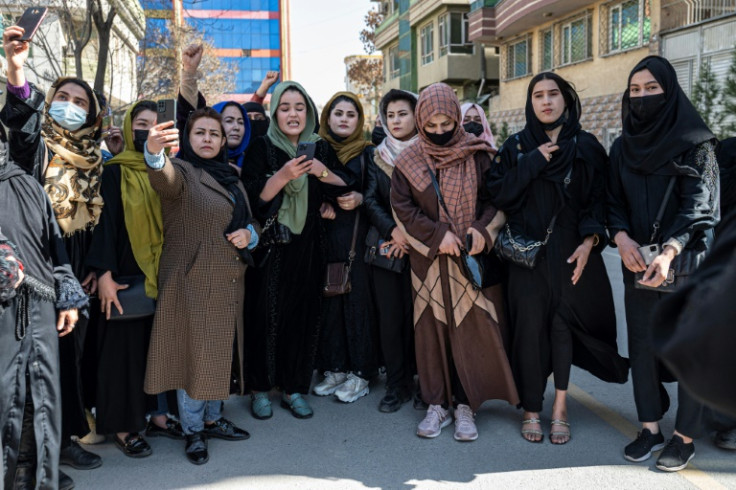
[48,101,88,131]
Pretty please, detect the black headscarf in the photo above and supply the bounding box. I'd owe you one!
[620,56,715,176]
[177,112,250,259]
[717,137,736,216]
[519,72,582,183]
[243,102,269,139]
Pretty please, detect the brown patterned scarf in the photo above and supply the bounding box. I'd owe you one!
[394,83,494,235]
[41,77,104,235]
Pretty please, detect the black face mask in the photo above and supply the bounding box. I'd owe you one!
[463,121,483,137]
[426,128,455,146]
[371,125,387,145]
[133,129,149,153]
[250,118,270,138]
[629,93,667,125]
[541,113,566,131]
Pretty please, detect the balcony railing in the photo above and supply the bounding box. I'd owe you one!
[661,0,736,32]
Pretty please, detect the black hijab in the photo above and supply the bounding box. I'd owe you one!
[177,112,250,259]
[620,56,715,176]
[243,102,270,139]
[519,72,582,183]
[717,137,736,215]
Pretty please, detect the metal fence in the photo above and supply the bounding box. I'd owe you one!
[661,0,736,32]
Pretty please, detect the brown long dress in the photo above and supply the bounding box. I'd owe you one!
[391,151,519,411]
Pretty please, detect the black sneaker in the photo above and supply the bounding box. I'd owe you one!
[624,429,666,462]
[59,470,75,490]
[379,386,412,413]
[656,435,695,472]
[59,440,103,469]
[715,428,736,450]
[203,417,250,441]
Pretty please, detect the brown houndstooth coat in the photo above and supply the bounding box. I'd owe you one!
[144,156,249,400]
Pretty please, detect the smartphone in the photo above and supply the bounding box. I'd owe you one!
[15,7,48,42]
[638,243,661,266]
[295,142,316,161]
[157,99,177,125]
[378,240,390,256]
[99,107,113,140]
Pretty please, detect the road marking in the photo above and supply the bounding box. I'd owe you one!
[568,383,729,490]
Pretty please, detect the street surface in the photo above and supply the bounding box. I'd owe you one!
[68,250,736,489]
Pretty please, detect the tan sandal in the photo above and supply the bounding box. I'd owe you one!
[550,419,571,445]
[521,418,543,443]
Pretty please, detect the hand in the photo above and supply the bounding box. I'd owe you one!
[226,228,252,250]
[439,230,462,256]
[308,158,328,178]
[466,227,486,255]
[3,27,30,83]
[57,309,79,337]
[337,191,363,211]
[98,271,128,320]
[105,126,124,155]
[146,121,179,155]
[614,231,647,273]
[638,247,676,288]
[536,142,560,162]
[81,271,97,295]
[277,155,312,181]
[390,227,410,252]
[320,202,336,220]
[257,71,280,95]
[386,242,407,259]
[567,238,594,285]
[182,43,204,73]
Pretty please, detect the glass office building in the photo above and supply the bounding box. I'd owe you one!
[141,0,291,102]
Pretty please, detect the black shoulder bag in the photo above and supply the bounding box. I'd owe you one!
[634,176,707,292]
[426,164,492,291]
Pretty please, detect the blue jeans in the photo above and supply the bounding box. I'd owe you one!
[148,393,169,418]
[176,390,222,435]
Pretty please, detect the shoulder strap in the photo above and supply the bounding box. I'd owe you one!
[650,175,677,243]
[426,163,450,218]
[348,154,365,263]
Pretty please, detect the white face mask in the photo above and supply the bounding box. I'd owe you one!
[48,101,88,131]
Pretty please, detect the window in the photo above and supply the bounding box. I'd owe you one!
[439,12,473,56]
[386,45,400,80]
[560,14,592,65]
[541,28,553,71]
[506,37,531,79]
[606,0,651,53]
[420,22,434,65]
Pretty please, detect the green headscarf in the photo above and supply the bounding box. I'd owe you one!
[266,81,321,234]
[105,102,163,299]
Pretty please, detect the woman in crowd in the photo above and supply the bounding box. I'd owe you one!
[363,89,417,412]
[143,107,255,465]
[460,102,496,149]
[487,72,628,445]
[85,101,184,459]
[607,56,719,472]
[391,83,518,441]
[313,92,378,403]
[0,26,102,471]
[241,81,348,420]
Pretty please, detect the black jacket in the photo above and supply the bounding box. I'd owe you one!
[364,151,397,240]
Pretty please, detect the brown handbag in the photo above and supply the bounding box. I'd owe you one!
[323,154,364,297]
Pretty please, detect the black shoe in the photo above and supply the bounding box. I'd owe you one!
[113,433,153,458]
[203,417,250,441]
[413,391,428,411]
[624,429,666,462]
[379,386,412,413]
[146,418,185,440]
[656,435,695,472]
[60,440,102,470]
[185,432,209,465]
[715,428,736,450]
[59,470,75,490]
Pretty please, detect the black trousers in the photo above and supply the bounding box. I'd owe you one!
[369,265,415,391]
[58,312,91,444]
[624,284,705,438]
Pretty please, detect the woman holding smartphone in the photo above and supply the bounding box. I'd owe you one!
[241,81,349,420]
[607,56,719,472]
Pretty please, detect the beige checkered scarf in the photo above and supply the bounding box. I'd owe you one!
[394,83,494,235]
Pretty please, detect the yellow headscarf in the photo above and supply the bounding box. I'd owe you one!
[318,91,373,164]
[105,102,163,299]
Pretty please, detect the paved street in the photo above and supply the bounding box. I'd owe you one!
[67,251,736,489]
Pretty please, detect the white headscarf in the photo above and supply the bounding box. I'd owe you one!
[460,102,496,150]
[376,89,419,167]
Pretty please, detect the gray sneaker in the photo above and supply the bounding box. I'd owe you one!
[313,371,347,396]
[453,404,478,441]
[417,404,452,439]
[334,373,369,403]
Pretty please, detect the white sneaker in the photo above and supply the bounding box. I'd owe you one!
[313,371,347,396]
[417,404,452,438]
[453,404,478,441]
[334,373,369,403]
